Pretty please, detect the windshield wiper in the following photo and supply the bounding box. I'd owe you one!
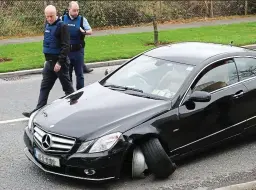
[129,93,166,100]
[104,84,166,100]
[104,84,143,93]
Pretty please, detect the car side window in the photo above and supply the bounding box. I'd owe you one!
[234,57,256,81]
[192,60,239,93]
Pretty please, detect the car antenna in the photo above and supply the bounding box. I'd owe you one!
[229,41,233,46]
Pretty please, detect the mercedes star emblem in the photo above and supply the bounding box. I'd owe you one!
[41,134,52,150]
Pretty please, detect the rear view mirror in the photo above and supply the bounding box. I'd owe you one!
[188,91,211,102]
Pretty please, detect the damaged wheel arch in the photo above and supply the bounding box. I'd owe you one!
[123,128,176,179]
[122,122,176,179]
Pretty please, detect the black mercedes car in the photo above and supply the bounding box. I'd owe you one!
[24,42,256,181]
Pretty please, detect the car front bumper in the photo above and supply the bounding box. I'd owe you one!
[23,127,130,181]
[24,147,115,181]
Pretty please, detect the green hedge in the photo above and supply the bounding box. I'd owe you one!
[1,0,256,37]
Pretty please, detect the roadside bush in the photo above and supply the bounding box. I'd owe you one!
[1,0,256,37]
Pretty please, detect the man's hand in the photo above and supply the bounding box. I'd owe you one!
[80,27,86,34]
[54,62,61,72]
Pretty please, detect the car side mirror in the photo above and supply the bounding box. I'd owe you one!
[187,91,211,102]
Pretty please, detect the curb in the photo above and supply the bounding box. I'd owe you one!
[215,181,256,190]
[0,59,129,78]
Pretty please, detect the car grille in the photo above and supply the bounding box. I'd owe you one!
[33,125,76,153]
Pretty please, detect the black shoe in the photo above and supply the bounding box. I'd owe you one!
[22,112,31,118]
[84,67,93,73]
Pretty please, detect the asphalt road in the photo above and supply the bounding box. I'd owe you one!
[0,66,118,121]
[1,66,256,190]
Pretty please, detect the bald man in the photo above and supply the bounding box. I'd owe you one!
[61,1,93,90]
[22,5,75,118]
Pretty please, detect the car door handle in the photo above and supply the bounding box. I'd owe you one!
[233,90,244,98]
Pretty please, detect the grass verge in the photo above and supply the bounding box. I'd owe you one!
[1,21,256,73]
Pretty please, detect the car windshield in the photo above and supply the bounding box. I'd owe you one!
[102,55,194,99]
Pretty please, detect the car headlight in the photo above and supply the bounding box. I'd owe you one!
[28,110,39,132]
[77,132,122,153]
[77,140,94,153]
[89,132,122,153]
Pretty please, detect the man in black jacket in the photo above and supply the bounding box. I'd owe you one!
[22,5,75,118]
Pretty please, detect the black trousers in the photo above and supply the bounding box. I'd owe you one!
[36,60,74,109]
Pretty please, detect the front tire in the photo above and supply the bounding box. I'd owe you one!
[140,138,176,179]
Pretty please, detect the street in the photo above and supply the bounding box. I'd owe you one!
[1,65,256,190]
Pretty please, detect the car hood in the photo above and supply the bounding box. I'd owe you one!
[33,82,170,140]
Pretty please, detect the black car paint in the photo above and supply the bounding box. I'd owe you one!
[24,42,256,180]
[237,78,256,133]
[34,82,170,141]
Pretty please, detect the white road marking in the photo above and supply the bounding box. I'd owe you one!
[0,117,28,124]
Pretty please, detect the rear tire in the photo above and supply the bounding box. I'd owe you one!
[140,138,176,179]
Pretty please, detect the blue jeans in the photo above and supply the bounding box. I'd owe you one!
[68,48,85,90]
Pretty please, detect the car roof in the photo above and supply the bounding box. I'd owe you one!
[143,42,253,66]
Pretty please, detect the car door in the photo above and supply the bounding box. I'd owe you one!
[233,57,256,132]
[172,58,249,154]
